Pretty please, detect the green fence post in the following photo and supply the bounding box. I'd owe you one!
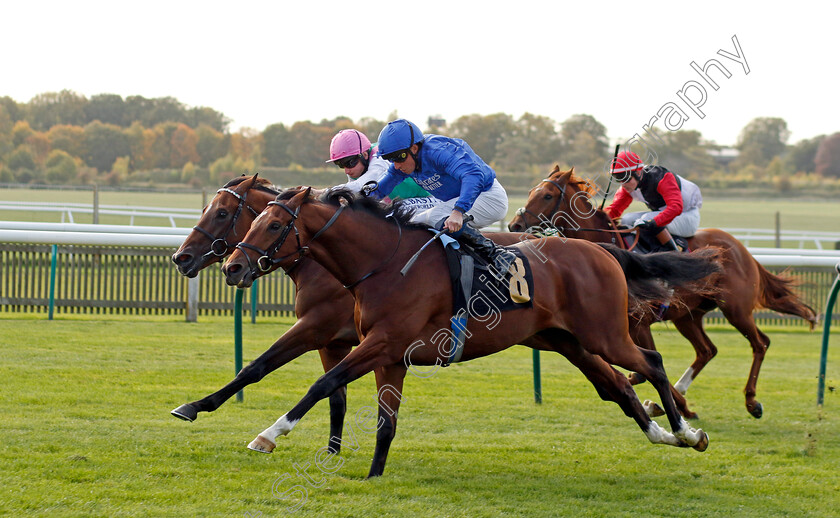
[48,244,58,320]
[251,278,258,324]
[234,288,244,402]
[817,263,840,407]
[533,349,542,404]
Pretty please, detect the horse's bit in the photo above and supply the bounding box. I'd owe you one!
[193,186,260,260]
[514,178,566,231]
[235,201,346,275]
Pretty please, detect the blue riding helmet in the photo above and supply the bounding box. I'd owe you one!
[377,119,425,157]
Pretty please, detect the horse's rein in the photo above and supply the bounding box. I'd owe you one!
[518,177,641,251]
[236,201,345,273]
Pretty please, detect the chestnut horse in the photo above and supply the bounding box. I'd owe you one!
[508,166,817,419]
[221,187,721,477]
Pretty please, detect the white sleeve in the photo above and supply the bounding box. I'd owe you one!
[332,156,390,194]
[677,176,703,210]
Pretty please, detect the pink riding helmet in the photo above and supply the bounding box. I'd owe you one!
[326,129,372,163]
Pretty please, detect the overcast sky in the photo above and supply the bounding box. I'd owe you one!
[4,1,836,147]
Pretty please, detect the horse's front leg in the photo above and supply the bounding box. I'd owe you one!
[248,334,401,454]
[318,344,354,454]
[368,364,407,478]
[171,316,328,422]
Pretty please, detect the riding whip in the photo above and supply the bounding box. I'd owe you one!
[599,144,621,211]
[400,214,474,276]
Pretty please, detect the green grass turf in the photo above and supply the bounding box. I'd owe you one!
[0,315,838,517]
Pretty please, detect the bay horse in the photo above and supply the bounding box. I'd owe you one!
[170,174,538,454]
[221,187,721,477]
[508,166,817,419]
[171,175,358,454]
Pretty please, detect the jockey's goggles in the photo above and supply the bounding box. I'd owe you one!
[382,150,410,163]
[334,155,361,169]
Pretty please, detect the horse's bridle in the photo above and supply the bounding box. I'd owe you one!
[234,200,402,289]
[514,178,566,231]
[235,201,333,274]
[514,177,640,249]
[193,186,261,260]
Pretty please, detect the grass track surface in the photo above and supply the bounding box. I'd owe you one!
[1,315,839,517]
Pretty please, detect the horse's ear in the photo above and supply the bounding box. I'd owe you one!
[245,172,260,190]
[568,166,575,175]
[287,186,312,208]
[551,164,560,174]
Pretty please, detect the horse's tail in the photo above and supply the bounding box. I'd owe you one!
[598,243,722,305]
[754,261,818,329]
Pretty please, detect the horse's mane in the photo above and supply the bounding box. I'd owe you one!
[549,166,614,227]
[550,167,599,201]
[223,174,282,195]
[275,187,427,230]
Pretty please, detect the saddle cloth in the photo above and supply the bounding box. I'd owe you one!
[438,233,534,365]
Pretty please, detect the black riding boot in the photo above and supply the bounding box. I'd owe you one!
[654,228,680,252]
[457,224,517,281]
[663,237,680,251]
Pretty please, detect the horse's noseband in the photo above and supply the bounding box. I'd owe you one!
[236,201,346,275]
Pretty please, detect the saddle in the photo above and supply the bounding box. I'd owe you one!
[437,233,534,365]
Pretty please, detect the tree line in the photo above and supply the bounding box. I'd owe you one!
[1,90,838,189]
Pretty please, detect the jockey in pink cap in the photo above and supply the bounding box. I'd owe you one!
[325,128,436,210]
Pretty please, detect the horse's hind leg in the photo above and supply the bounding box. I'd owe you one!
[627,323,696,418]
[627,323,656,386]
[529,332,683,448]
[719,307,770,418]
[578,328,709,451]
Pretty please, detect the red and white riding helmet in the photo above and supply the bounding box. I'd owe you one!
[610,151,644,182]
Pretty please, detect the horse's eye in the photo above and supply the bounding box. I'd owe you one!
[216,209,229,219]
[543,194,552,200]
[269,222,282,231]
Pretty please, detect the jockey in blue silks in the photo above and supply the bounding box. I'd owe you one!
[369,119,516,280]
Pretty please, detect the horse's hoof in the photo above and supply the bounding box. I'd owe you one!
[748,402,763,419]
[171,404,198,422]
[629,373,647,386]
[692,431,709,452]
[643,400,666,417]
[248,435,276,453]
[684,411,699,420]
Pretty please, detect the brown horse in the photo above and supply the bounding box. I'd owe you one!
[171,175,358,454]
[221,187,721,477]
[508,166,817,419]
[170,174,532,454]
